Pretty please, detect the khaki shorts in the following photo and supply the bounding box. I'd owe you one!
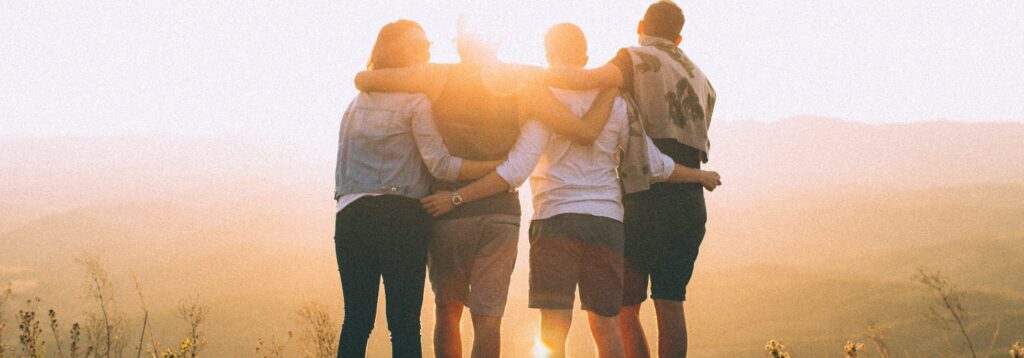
[428,214,520,317]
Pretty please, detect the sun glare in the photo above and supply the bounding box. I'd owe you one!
[532,336,552,358]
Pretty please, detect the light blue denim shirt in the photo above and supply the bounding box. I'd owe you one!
[334,92,462,200]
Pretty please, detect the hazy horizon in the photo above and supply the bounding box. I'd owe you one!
[3,1,1024,140]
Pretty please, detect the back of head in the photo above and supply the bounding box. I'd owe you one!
[456,16,500,64]
[545,23,588,68]
[367,19,428,70]
[642,0,685,41]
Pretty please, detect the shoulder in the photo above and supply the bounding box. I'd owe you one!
[352,92,432,113]
[405,93,433,113]
[610,48,633,67]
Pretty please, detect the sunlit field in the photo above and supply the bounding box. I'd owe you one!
[3,1,1024,357]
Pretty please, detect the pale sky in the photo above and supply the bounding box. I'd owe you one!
[2,1,1023,140]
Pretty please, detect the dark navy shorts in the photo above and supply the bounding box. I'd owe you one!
[528,213,625,317]
[622,139,708,305]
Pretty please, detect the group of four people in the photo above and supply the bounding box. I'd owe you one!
[333,1,718,357]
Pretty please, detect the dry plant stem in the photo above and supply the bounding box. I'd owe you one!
[50,309,67,358]
[81,256,114,358]
[867,321,893,358]
[296,303,337,358]
[177,297,209,358]
[70,323,84,358]
[136,312,147,358]
[913,268,977,358]
[0,284,12,358]
[132,275,161,356]
[18,299,44,358]
[989,320,1001,351]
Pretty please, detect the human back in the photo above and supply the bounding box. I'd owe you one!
[335,92,436,200]
[432,63,519,162]
[526,88,629,221]
[622,40,715,160]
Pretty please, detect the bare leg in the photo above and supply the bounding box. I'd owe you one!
[539,309,573,358]
[618,304,650,358]
[653,299,687,358]
[588,312,626,358]
[434,302,464,358]
[470,314,502,358]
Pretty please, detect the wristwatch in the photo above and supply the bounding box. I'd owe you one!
[451,190,464,207]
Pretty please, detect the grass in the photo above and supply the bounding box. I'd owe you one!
[1,254,1020,357]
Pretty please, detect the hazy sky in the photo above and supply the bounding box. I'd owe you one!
[2,1,1023,139]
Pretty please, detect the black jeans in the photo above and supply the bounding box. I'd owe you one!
[335,195,431,358]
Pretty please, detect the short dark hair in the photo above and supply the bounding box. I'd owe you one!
[367,19,427,70]
[643,1,685,41]
[545,23,587,67]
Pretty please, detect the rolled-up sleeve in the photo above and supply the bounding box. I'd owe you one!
[645,134,676,183]
[495,120,548,188]
[410,98,463,183]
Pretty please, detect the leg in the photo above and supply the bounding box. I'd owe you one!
[433,301,464,358]
[528,216,580,358]
[539,309,573,358]
[618,304,650,358]
[647,182,706,358]
[470,314,502,358]
[621,194,654,358]
[380,196,431,358]
[337,256,381,358]
[382,260,426,358]
[575,216,627,358]
[588,312,626,358]
[653,299,686,358]
[466,214,519,358]
[334,202,382,358]
[427,217,481,357]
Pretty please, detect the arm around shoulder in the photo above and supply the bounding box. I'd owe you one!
[354,63,448,99]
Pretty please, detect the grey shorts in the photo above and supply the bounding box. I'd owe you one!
[528,213,625,317]
[428,214,520,317]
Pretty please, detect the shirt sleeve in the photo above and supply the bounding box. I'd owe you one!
[644,134,677,183]
[494,120,549,189]
[409,97,463,183]
[608,48,634,92]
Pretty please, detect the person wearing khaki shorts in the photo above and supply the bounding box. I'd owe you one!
[429,213,520,318]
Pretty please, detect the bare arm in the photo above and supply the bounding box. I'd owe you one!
[354,63,449,100]
[421,121,548,217]
[667,165,721,191]
[520,86,618,145]
[541,63,624,90]
[642,134,722,190]
[410,96,500,182]
[456,160,503,181]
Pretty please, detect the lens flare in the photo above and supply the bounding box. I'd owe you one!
[532,336,552,358]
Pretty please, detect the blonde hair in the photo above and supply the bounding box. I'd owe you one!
[367,19,426,70]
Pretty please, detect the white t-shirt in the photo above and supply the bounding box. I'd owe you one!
[494,89,675,222]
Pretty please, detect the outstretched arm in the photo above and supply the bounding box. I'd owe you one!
[354,63,449,100]
[540,63,624,90]
[520,86,618,145]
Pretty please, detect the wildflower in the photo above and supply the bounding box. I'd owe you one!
[1011,341,1024,358]
[845,341,866,358]
[765,339,791,358]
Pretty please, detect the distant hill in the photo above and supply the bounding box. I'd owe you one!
[709,118,1024,200]
[2,118,1023,356]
